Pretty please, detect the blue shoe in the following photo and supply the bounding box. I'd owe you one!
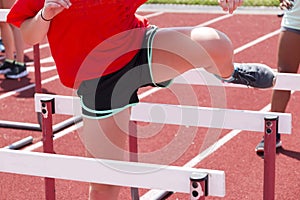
[0,61,13,74]
[228,63,275,88]
[5,62,28,79]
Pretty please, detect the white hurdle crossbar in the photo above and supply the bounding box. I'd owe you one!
[174,68,300,91]
[0,9,9,22]
[0,148,225,196]
[34,93,292,134]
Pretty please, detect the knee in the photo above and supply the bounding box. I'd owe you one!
[191,27,234,65]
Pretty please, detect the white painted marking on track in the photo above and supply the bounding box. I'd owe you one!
[197,14,232,27]
[23,122,83,151]
[144,11,164,18]
[0,75,59,100]
[234,29,281,54]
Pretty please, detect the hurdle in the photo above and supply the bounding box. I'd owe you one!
[32,90,292,199]
[0,147,225,196]
[34,94,292,134]
[174,68,300,91]
[35,95,227,199]
[0,96,226,200]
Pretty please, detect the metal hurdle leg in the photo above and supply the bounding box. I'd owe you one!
[263,116,278,200]
[41,98,56,200]
[129,121,140,200]
[34,44,42,94]
[4,136,33,150]
[190,173,208,200]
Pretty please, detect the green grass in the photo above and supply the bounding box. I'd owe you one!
[147,0,280,7]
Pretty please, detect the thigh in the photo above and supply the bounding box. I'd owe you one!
[79,108,130,160]
[151,26,234,83]
[277,30,300,73]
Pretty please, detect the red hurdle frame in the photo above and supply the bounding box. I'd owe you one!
[40,98,56,200]
[263,116,278,200]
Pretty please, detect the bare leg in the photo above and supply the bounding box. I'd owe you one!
[151,27,234,83]
[79,109,130,200]
[2,0,25,63]
[271,30,300,113]
[256,29,300,153]
[0,22,14,60]
[271,30,300,140]
[10,27,25,63]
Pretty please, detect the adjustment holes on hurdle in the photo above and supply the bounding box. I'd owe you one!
[265,121,274,135]
[190,172,208,199]
[266,128,272,134]
[192,190,199,198]
[41,102,48,118]
[42,108,47,115]
[192,181,199,188]
[191,182,200,198]
[266,121,273,127]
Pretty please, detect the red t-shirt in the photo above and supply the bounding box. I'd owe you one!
[7,0,150,88]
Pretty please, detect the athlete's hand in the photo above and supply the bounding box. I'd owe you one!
[218,0,243,14]
[279,0,294,10]
[42,0,72,20]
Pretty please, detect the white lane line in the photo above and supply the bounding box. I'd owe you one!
[24,43,49,54]
[138,4,282,15]
[234,29,281,54]
[23,122,83,152]
[197,14,232,27]
[144,11,164,18]
[0,75,59,100]
[184,103,272,168]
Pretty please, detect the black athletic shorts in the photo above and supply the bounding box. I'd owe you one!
[77,26,172,119]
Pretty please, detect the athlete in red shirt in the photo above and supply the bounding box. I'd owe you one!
[8,0,149,88]
[7,0,275,199]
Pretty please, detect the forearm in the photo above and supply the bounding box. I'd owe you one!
[218,0,243,14]
[20,9,50,45]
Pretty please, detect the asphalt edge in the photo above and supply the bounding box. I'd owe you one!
[138,4,283,15]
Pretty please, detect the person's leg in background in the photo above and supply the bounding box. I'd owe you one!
[0,0,28,79]
[256,28,300,153]
[0,0,15,74]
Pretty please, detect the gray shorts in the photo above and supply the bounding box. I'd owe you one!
[77,26,172,119]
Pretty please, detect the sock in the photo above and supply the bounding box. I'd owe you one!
[15,61,25,67]
[5,59,14,64]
